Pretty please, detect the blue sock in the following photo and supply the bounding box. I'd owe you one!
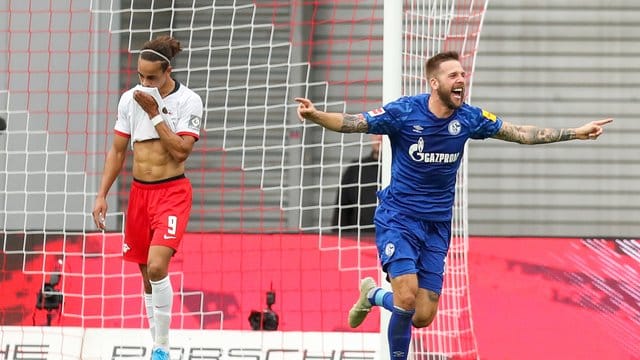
[388,306,414,360]
[368,288,394,312]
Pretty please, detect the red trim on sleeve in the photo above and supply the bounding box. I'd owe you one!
[176,131,199,141]
[115,130,131,138]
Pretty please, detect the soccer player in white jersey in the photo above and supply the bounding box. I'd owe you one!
[92,35,202,360]
[295,51,612,360]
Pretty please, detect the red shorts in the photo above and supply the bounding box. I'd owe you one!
[123,175,192,264]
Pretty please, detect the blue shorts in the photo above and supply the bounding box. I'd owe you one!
[374,206,452,294]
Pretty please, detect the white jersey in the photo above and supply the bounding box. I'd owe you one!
[114,82,203,148]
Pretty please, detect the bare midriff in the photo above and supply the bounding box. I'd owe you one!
[131,139,184,181]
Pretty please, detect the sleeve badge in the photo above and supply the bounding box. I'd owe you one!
[481,109,497,122]
[189,115,202,130]
[367,107,386,117]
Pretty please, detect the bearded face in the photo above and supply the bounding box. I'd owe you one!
[436,82,465,110]
[432,60,466,110]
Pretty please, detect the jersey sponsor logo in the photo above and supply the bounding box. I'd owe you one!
[163,234,177,240]
[412,125,423,133]
[448,120,461,135]
[408,137,460,163]
[481,109,497,122]
[367,107,385,117]
[189,114,201,130]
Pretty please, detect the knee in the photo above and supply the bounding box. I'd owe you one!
[394,291,417,310]
[412,310,436,328]
[411,289,440,328]
[146,260,167,281]
[412,300,438,328]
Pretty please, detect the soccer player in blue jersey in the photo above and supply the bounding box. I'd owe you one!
[295,51,612,360]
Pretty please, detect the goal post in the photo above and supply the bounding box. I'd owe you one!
[380,1,401,357]
[0,1,489,359]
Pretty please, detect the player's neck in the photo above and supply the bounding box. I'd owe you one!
[427,95,454,119]
[159,78,176,98]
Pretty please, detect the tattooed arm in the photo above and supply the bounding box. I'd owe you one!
[295,97,369,133]
[493,118,613,144]
[493,122,576,144]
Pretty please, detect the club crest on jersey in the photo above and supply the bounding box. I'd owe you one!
[448,120,461,135]
[481,109,497,122]
[384,243,395,257]
[367,107,385,117]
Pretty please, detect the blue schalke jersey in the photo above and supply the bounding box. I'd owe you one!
[364,93,503,221]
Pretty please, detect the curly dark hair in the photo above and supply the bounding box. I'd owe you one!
[140,35,182,71]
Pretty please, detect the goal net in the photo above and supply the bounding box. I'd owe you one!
[0,1,487,359]
[402,2,489,359]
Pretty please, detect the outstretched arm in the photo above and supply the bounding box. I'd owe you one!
[295,97,368,133]
[493,118,613,144]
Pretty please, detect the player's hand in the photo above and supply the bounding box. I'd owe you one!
[92,197,108,231]
[295,97,317,122]
[133,90,160,117]
[574,118,613,140]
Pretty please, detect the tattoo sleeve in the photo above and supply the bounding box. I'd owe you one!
[494,122,576,144]
[341,113,369,133]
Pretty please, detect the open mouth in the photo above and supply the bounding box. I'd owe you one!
[452,86,464,100]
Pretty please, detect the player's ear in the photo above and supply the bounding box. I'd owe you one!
[429,76,438,90]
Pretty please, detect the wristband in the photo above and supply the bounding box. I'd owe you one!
[151,114,164,126]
